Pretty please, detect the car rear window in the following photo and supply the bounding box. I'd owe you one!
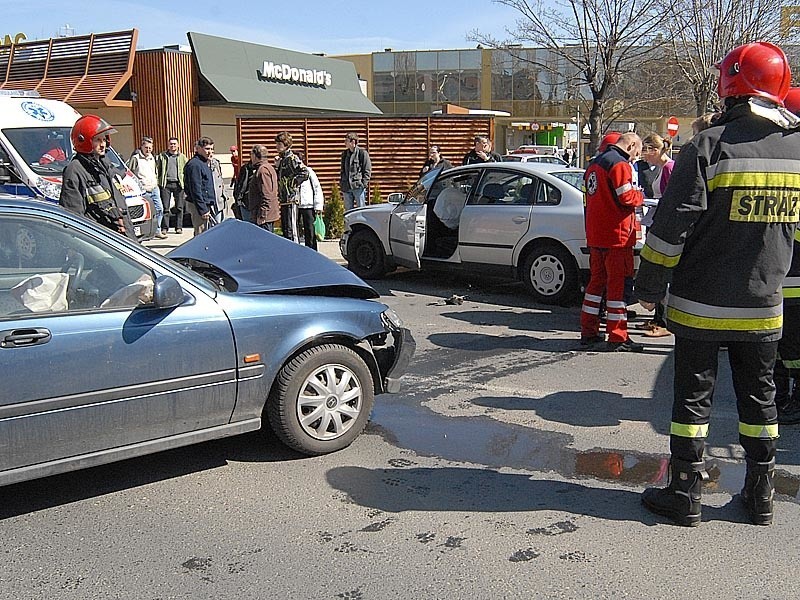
[551,171,584,191]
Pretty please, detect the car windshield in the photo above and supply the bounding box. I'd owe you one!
[405,165,442,203]
[3,127,73,175]
[551,171,584,191]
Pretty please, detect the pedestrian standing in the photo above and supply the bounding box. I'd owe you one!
[155,137,188,235]
[340,132,371,210]
[127,136,167,239]
[233,150,257,222]
[462,134,502,165]
[230,145,240,183]
[580,132,645,352]
[183,137,216,237]
[636,42,800,527]
[208,151,227,223]
[275,131,308,242]
[247,144,280,232]
[295,152,324,250]
[419,145,453,177]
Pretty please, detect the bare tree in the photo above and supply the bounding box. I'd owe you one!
[664,0,799,116]
[472,0,673,153]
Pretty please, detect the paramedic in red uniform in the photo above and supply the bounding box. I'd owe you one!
[580,132,645,352]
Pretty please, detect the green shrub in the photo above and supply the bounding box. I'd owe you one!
[370,184,384,204]
[324,182,345,239]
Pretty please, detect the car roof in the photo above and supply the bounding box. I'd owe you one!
[445,162,582,176]
[0,193,54,209]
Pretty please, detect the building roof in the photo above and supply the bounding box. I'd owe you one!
[187,32,381,114]
[0,30,137,108]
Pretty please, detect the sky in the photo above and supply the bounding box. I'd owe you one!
[5,0,526,55]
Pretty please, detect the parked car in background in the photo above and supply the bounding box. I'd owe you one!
[502,154,569,166]
[340,162,591,305]
[0,197,413,487]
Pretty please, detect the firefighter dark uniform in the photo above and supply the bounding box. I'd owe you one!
[59,114,136,241]
[581,140,644,349]
[60,153,136,241]
[775,87,800,424]
[635,42,800,526]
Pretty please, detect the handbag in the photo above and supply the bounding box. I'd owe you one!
[314,215,326,241]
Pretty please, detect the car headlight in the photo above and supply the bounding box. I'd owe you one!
[381,308,403,330]
[36,177,62,202]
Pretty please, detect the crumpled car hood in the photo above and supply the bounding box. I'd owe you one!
[167,219,378,299]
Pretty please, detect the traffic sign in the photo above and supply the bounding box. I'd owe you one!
[531,123,540,131]
[666,116,679,137]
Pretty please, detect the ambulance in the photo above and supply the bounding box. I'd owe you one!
[0,91,157,239]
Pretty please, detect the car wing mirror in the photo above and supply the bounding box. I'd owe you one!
[388,192,405,204]
[152,275,185,309]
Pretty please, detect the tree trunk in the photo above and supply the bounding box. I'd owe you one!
[587,100,604,156]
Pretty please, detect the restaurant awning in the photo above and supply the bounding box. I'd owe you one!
[187,32,381,114]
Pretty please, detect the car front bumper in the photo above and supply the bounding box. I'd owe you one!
[374,326,415,394]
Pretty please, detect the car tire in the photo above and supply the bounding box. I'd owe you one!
[348,229,387,279]
[267,344,375,455]
[521,242,580,306]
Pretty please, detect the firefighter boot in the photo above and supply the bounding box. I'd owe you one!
[641,459,709,527]
[741,457,775,526]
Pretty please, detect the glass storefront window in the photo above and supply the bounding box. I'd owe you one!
[394,51,416,73]
[437,50,459,70]
[395,73,415,102]
[491,50,513,100]
[459,50,481,69]
[460,70,481,101]
[417,73,434,103]
[373,73,395,103]
[416,52,437,71]
[373,52,394,72]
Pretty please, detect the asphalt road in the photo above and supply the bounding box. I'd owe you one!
[1,241,799,600]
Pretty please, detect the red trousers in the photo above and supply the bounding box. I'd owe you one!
[581,247,634,343]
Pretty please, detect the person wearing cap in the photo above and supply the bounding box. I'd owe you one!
[580,132,644,352]
[637,43,800,527]
[60,114,136,240]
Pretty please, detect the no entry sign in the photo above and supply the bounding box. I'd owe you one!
[667,116,679,137]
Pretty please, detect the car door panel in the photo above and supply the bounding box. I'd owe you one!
[0,213,237,473]
[388,202,425,269]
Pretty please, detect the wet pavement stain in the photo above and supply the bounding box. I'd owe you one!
[369,401,800,502]
[559,550,595,563]
[527,521,579,536]
[360,517,395,532]
[509,548,540,562]
[416,532,436,544]
[335,586,365,599]
[441,536,466,549]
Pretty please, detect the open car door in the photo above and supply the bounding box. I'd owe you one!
[388,200,425,270]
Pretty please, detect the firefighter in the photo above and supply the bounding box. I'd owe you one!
[636,42,800,526]
[580,132,645,351]
[60,115,136,240]
[775,87,800,424]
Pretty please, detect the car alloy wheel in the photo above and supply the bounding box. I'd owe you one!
[267,344,375,455]
[296,363,363,441]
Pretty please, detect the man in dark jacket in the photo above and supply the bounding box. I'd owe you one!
[247,144,280,231]
[60,114,136,241]
[637,42,800,527]
[462,135,502,165]
[183,136,216,237]
[340,132,371,210]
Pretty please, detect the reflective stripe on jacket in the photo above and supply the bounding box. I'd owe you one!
[635,102,800,341]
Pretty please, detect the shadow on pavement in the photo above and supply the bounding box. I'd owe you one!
[0,430,302,520]
[325,465,763,526]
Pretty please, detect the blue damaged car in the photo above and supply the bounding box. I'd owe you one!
[0,196,414,487]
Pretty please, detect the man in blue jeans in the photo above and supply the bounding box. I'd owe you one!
[339,132,371,210]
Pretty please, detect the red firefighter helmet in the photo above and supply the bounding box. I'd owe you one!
[784,87,800,115]
[716,42,791,105]
[71,115,117,154]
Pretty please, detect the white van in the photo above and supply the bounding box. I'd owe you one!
[0,91,157,239]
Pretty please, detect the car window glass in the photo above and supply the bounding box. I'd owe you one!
[405,166,442,204]
[2,127,73,176]
[428,170,479,205]
[533,179,563,205]
[551,171,584,191]
[0,215,155,319]
[469,171,536,206]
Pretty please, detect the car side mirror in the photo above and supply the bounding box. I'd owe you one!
[388,193,405,204]
[0,158,12,184]
[152,275,185,309]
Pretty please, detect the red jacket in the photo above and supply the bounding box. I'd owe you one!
[584,146,643,247]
